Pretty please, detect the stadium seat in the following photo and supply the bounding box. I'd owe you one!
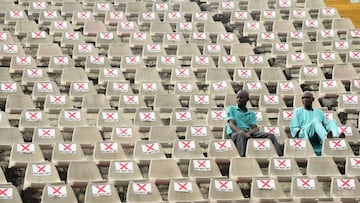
[126,181,163,203]
[67,161,103,187]
[229,157,263,182]
[23,162,61,189]
[250,177,288,201]
[148,159,183,183]
[307,157,341,181]
[268,157,302,181]
[51,142,86,166]
[108,160,144,186]
[41,183,78,203]
[93,141,128,165]
[188,158,223,183]
[9,143,45,168]
[168,179,206,203]
[290,176,330,202]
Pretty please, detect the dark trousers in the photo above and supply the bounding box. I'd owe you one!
[230,131,283,157]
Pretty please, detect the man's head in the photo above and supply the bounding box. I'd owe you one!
[301,91,314,110]
[236,90,249,108]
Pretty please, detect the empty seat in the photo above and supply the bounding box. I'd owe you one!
[72,43,98,60]
[69,81,97,101]
[338,93,360,113]
[243,81,270,99]
[108,160,144,186]
[60,32,86,48]
[0,111,11,127]
[168,179,205,203]
[258,94,287,113]
[10,56,37,73]
[21,68,50,87]
[126,181,163,203]
[283,138,316,162]
[138,82,166,100]
[118,94,149,113]
[170,68,198,84]
[129,33,153,48]
[105,81,133,101]
[317,51,343,68]
[84,182,121,203]
[170,109,202,131]
[286,52,312,69]
[5,94,35,114]
[330,176,360,202]
[72,11,95,25]
[345,156,360,178]
[25,31,52,48]
[19,110,51,132]
[148,159,183,183]
[23,162,61,189]
[57,109,88,132]
[207,139,240,162]
[133,140,166,164]
[208,178,246,202]
[156,56,182,73]
[83,21,107,36]
[245,138,280,161]
[149,126,178,144]
[48,55,76,73]
[111,126,142,144]
[319,79,346,98]
[41,183,78,203]
[322,138,354,160]
[9,143,45,168]
[206,108,227,131]
[290,176,329,201]
[0,184,23,202]
[298,65,326,85]
[338,125,360,144]
[98,68,126,86]
[134,110,163,132]
[67,161,103,187]
[72,126,103,147]
[307,157,341,180]
[51,142,86,166]
[44,95,74,114]
[176,43,201,60]
[93,141,128,165]
[250,177,288,201]
[268,157,302,181]
[261,125,288,144]
[0,128,24,150]
[174,82,202,99]
[185,126,215,142]
[188,158,223,183]
[162,33,187,49]
[116,21,139,37]
[81,94,110,113]
[0,43,26,60]
[172,140,205,163]
[37,43,63,60]
[84,55,111,73]
[32,82,61,102]
[189,94,217,112]
[243,21,266,37]
[332,18,355,31]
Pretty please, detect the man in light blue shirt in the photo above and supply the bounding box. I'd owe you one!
[290,91,344,155]
[226,90,283,157]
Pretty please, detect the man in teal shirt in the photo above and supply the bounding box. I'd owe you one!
[290,91,344,155]
[226,90,283,157]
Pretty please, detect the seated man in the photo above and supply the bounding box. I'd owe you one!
[226,90,283,157]
[290,91,344,156]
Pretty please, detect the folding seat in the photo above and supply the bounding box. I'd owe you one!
[317,51,343,68]
[81,94,110,113]
[38,10,62,25]
[5,95,35,114]
[104,11,126,25]
[332,64,358,84]
[216,33,240,48]
[185,126,215,143]
[207,139,240,162]
[9,55,37,73]
[170,109,203,132]
[149,126,178,145]
[37,43,63,60]
[19,109,51,132]
[332,18,355,32]
[4,10,28,25]
[83,21,107,36]
[148,159,183,183]
[71,11,95,26]
[243,81,270,100]
[84,55,111,73]
[188,158,223,183]
[23,161,61,189]
[290,176,330,202]
[188,32,211,46]
[51,142,86,166]
[57,109,88,132]
[93,2,113,17]
[318,79,346,98]
[286,52,312,69]
[126,180,163,203]
[108,160,144,186]
[283,138,316,162]
[120,55,146,73]
[322,138,354,160]
[298,65,326,85]
[0,184,22,202]
[272,20,296,35]
[84,182,121,203]
[190,55,217,72]
[172,139,205,163]
[41,183,78,203]
[232,68,258,87]
[168,179,206,203]
[44,95,74,114]
[105,81,133,100]
[48,55,76,73]
[9,143,45,168]
[269,157,302,181]
[208,178,246,202]
[25,31,52,48]
[93,141,128,165]
[151,2,172,17]
[176,43,202,60]
[0,111,11,128]
[72,43,98,61]
[98,68,126,86]
[250,177,288,201]
[243,21,267,38]
[116,21,140,37]
[307,157,341,180]
[67,161,103,187]
[0,43,26,60]
[138,81,166,100]
[32,127,63,148]
[60,2,82,17]
[178,1,201,15]
[72,126,103,147]
[118,94,150,113]
[318,7,341,21]
[245,138,280,161]
[229,10,253,26]
[286,31,310,45]
[133,140,166,164]
[69,81,97,101]
[162,33,187,49]
[60,31,86,48]
[256,32,280,47]
[337,93,360,113]
[189,94,217,113]
[21,68,50,87]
